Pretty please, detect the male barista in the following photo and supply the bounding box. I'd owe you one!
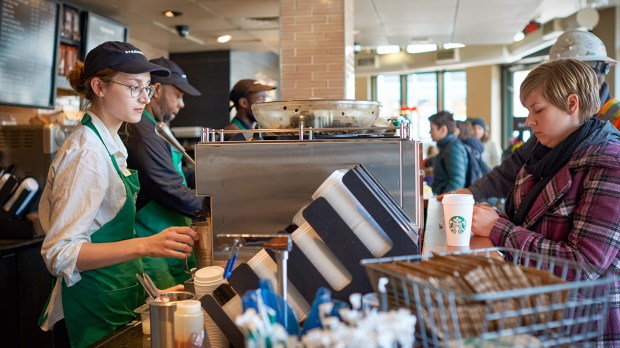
[224,79,276,140]
[124,57,204,289]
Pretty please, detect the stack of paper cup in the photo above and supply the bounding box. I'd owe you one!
[441,194,475,246]
[312,170,392,257]
[247,249,311,322]
[194,266,229,348]
[292,219,352,291]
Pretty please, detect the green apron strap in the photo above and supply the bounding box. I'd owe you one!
[57,114,143,347]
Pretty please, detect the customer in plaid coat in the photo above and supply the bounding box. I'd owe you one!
[472,58,620,347]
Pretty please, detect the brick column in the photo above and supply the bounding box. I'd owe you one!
[279,0,355,100]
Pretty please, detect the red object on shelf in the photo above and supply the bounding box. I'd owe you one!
[523,21,540,34]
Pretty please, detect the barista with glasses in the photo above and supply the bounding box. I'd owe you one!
[38,42,198,348]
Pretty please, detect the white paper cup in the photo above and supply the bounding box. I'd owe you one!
[292,222,352,290]
[441,194,474,246]
[312,170,392,256]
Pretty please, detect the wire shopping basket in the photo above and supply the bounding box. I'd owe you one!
[361,247,616,347]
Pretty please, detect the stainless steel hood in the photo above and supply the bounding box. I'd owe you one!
[194,136,424,238]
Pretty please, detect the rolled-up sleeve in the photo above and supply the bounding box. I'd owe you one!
[40,146,110,286]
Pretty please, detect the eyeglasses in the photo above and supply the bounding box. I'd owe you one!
[110,80,155,98]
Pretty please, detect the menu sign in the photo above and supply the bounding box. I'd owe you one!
[0,0,58,108]
[84,12,126,55]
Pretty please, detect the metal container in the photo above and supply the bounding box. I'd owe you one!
[252,99,381,134]
[192,218,214,268]
[148,291,196,348]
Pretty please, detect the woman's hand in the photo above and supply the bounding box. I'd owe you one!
[143,226,199,259]
[436,188,472,201]
[472,203,499,237]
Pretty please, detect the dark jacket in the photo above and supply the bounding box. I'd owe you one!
[124,115,204,217]
[431,134,468,194]
[461,137,490,187]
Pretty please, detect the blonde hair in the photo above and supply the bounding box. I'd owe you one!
[66,61,117,107]
[520,58,600,123]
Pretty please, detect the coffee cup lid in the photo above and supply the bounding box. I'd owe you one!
[194,266,224,283]
[442,193,474,204]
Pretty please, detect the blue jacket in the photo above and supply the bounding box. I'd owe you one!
[431,134,468,194]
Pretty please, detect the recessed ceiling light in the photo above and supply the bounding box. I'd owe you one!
[443,42,465,49]
[217,35,231,43]
[376,45,400,54]
[163,10,182,18]
[406,43,438,54]
[513,32,525,42]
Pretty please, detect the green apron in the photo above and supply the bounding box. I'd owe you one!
[39,115,144,348]
[135,110,195,289]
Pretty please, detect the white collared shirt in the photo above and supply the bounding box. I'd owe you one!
[39,112,131,330]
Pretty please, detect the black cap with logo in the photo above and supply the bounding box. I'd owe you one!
[149,57,201,96]
[84,41,170,80]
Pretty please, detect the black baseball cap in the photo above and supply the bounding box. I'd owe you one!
[84,41,170,80]
[229,79,276,109]
[149,57,201,96]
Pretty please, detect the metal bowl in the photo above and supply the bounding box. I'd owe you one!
[252,99,381,134]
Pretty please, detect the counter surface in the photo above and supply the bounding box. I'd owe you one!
[0,236,44,255]
[423,198,493,253]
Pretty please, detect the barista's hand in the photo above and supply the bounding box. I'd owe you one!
[144,226,199,259]
[472,203,499,238]
[436,188,472,201]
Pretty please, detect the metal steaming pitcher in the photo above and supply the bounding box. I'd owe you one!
[147,291,195,348]
[191,218,214,268]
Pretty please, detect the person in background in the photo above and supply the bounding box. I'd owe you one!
[224,79,276,140]
[471,58,620,346]
[428,111,468,194]
[444,30,619,202]
[456,120,490,187]
[470,117,502,168]
[38,42,198,347]
[423,145,438,185]
[124,57,205,289]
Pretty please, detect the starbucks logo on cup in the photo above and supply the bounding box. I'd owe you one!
[448,216,466,235]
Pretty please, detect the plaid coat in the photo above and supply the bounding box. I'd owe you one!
[490,140,620,347]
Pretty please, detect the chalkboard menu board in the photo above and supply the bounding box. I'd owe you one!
[0,0,58,109]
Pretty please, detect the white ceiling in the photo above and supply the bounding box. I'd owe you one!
[67,0,618,54]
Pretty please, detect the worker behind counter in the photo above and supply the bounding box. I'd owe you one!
[224,79,276,141]
[38,42,198,348]
[124,57,206,289]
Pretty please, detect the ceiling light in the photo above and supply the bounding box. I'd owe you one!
[217,35,232,43]
[513,32,525,42]
[376,45,400,54]
[443,43,465,49]
[406,43,438,54]
[163,10,182,18]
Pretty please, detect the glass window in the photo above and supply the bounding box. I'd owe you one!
[376,74,401,118]
[511,69,532,142]
[443,71,467,120]
[512,70,530,118]
[406,72,437,142]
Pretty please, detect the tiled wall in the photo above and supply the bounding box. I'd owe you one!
[280,0,354,100]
